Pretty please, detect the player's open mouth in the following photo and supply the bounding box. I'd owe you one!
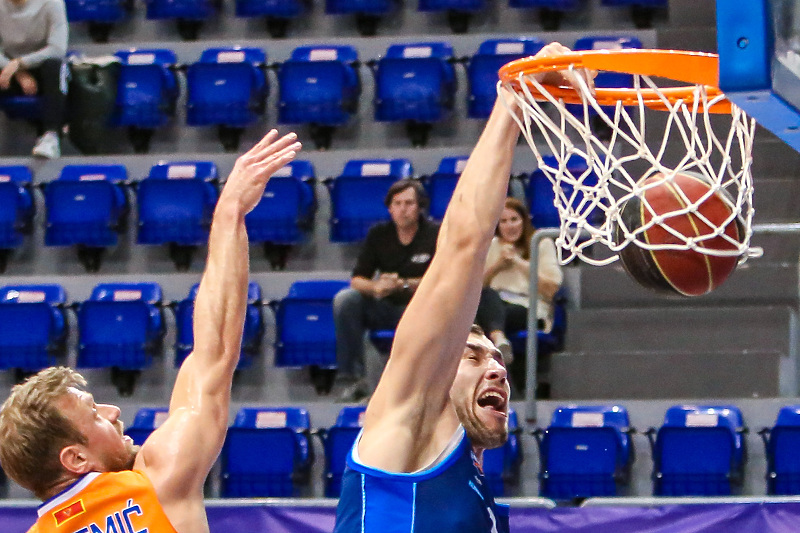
[476,388,508,415]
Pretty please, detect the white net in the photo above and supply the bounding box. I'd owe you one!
[499,64,762,266]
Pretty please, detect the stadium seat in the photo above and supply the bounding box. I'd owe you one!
[325,0,394,36]
[114,49,180,153]
[221,407,313,497]
[174,282,264,368]
[244,160,316,269]
[144,0,217,40]
[418,0,485,33]
[525,154,601,229]
[601,0,667,28]
[77,282,165,396]
[426,155,468,221]
[321,405,365,497]
[327,158,413,242]
[507,0,579,30]
[373,42,456,146]
[272,280,349,393]
[0,166,35,272]
[65,0,130,42]
[468,38,544,119]
[44,164,129,272]
[235,0,307,37]
[277,45,361,149]
[125,407,170,446]
[483,408,523,496]
[137,161,219,271]
[647,405,747,496]
[0,95,42,124]
[535,405,634,499]
[0,285,67,377]
[761,406,800,495]
[186,47,268,151]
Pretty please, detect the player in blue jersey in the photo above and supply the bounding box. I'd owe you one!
[333,42,589,533]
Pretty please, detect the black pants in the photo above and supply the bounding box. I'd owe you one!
[0,58,67,132]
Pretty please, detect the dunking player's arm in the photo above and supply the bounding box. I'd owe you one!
[357,42,583,473]
[132,130,301,532]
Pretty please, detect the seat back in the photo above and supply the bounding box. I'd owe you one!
[137,162,219,245]
[482,408,521,496]
[324,406,366,497]
[768,406,800,494]
[187,48,267,127]
[125,407,170,446]
[235,0,305,17]
[279,46,360,126]
[468,39,544,119]
[526,155,601,229]
[64,0,127,23]
[418,0,484,12]
[0,166,33,248]
[427,155,468,220]
[375,43,455,123]
[325,0,392,15]
[145,0,215,20]
[115,49,179,127]
[0,285,67,370]
[245,161,316,243]
[329,159,413,242]
[274,280,349,367]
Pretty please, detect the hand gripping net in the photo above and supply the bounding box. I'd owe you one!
[498,51,762,266]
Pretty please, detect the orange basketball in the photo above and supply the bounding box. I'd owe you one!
[613,172,744,297]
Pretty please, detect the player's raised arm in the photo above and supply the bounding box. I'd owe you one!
[134,130,301,502]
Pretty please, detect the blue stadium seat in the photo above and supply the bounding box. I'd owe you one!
[468,38,544,119]
[325,0,394,36]
[145,0,217,40]
[44,165,129,272]
[65,0,129,42]
[601,0,667,28]
[322,405,365,497]
[762,406,800,495]
[483,408,523,496]
[648,405,746,496]
[278,45,361,149]
[0,285,67,372]
[235,0,307,37]
[221,407,313,497]
[373,42,456,146]
[272,280,349,368]
[174,282,264,368]
[0,166,35,271]
[526,155,601,229]
[368,328,395,355]
[137,161,219,271]
[77,282,165,375]
[186,47,268,151]
[245,160,316,269]
[114,49,180,153]
[125,407,170,446]
[426,155,468,221]
[327,159,413,242]
[507,0,579,30]
[535,405,634,499]
[0,95,42,123]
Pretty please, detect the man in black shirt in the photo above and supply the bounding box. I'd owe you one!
[335,179,439,402]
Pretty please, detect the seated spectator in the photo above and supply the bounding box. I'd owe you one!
[334,179,439,402]
[0,0,68,158]
[475,197,562,391]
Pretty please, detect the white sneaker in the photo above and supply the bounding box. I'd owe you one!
[32,132,61,159]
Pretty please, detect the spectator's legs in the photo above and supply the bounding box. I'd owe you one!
[29,58,67,158]
[475,286,507,333]
[503,301,529,395]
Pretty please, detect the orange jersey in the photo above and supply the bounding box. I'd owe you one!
[28,470,178,533]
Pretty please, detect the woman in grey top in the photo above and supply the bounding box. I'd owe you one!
[0,0,68,158]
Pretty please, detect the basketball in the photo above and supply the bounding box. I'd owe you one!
[613,172,745,297]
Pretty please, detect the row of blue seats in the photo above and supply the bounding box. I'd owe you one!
[120,405,521,497]
[529,404,800,499]
[0,155,597,271]
[64,0,666,42]
[0,36,642,151]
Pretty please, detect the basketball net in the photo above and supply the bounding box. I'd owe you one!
[499,64,762,266]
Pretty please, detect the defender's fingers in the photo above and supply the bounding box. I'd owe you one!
[254,142,302,171]
[249,132,298,163]
[244,129,279,157]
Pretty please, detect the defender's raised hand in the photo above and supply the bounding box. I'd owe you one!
[219,129,303,216]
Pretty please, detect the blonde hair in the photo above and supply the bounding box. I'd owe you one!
[0,367,88,499]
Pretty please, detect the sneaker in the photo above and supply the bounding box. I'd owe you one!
[337,379,370,403]
[32,131,60,159]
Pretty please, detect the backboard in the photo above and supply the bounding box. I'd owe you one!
[717,0,800,152]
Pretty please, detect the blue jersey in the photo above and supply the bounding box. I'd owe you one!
[333,427,510,533]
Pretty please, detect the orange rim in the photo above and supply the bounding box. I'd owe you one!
[498,49,731,114]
